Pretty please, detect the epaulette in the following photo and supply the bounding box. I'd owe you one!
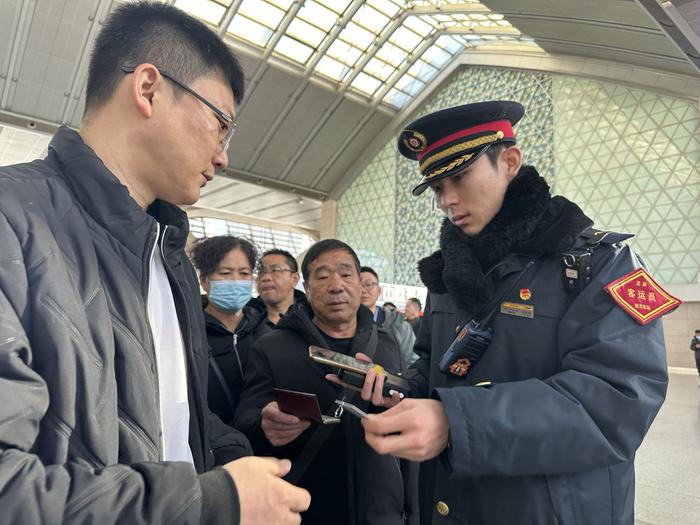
[562,228,633,293]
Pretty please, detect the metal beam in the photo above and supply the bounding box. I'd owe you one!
[241,0,366,170]
[60,0,113,123]
[221,166,328,200]
[310,32,439,188]
[278,12,408,182]
[218,0,244,36]
[405,4,490,15]
[443,26,521,36]
[236,0,306,114]
[1,0,34,110]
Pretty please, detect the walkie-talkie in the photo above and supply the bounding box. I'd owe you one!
[439,261,534,376]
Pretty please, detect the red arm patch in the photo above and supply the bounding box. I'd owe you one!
[604,268,681,325]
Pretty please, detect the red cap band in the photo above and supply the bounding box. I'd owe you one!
[417,120,515,162]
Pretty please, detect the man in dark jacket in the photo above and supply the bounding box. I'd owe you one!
[0,3,308,524]
[235,239,411,525]
[358,101,672,524]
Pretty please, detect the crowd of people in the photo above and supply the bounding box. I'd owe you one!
[0,2,679,524]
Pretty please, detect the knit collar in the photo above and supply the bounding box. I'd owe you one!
[418,166,592,312]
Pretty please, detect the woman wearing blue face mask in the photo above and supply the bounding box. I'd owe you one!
[191,236,271,425]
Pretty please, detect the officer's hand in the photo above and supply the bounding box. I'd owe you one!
[361,399,449,462]
[325,352,402,408]
[261,401,311,447]
[223,456,310,525]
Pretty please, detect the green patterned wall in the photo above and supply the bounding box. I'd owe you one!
[552,77,700,284]
[337,67,700,286]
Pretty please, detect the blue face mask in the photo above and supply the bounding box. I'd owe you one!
[208,280,253,313]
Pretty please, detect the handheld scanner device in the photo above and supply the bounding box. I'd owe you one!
[309,345,411,398]
[439,261,534,376]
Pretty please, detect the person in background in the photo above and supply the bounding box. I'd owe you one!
[691,328,700,385]
[191,235,259,424]
[0,2,309,524]
[382,301,398,311]
[404,297,423,337]
[256,248,306,325]
[360,266,417,369]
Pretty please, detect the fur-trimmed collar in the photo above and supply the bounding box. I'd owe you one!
[418,166,592,312]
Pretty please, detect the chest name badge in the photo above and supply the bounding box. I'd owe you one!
[500,302,534,319]
[604,268,681,325]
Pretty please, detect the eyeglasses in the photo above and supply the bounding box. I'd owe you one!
[361,281,379,290]
[121,66,237,152]
[257,266,294,277]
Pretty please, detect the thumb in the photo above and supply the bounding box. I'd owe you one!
[273,458,292,477]
[355,352,372,363]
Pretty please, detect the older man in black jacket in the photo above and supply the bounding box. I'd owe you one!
[235,239,412,525]
[0,3,308,524]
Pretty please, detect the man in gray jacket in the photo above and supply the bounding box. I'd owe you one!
[0,2,309,524]
[355,101,672,524]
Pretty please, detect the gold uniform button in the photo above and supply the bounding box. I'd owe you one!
[436,500,449,516]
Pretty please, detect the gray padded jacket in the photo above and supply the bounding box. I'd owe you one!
[0,127,250,524]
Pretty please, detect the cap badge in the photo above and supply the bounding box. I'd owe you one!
[519,288,531,301]
[403,130,427,153]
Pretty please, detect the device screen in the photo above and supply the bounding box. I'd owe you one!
[308,345,374,373]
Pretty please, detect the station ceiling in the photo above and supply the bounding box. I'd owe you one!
[0,0,698,234]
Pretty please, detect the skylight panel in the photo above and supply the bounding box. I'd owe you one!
[364,57,397,81]
[407,59,438,82]
[389,25,423,51]
[383,88,411,108]
[174,0,226,25]
[237,0,286,28]
[337,22,375,50]
[375,41,409,67]
[435,34,463,54]
[367,0,401,18]
[227,14,275,47]
[351,72,383,95]
[298,1,338,31]
[275,36,315,63]
[422,44,451,68]
[266,0,294,8]
[354,5,390,33]
[317,0,352,14]
[326,39,363,66]
[287,18,328,47]
[394,74,425,96]
[404,15,434,36]
[315,55,351,80]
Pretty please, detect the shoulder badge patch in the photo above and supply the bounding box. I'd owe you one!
[604,268,681,325]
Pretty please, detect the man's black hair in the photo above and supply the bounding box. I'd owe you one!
[191,236,257,278]
[407,297,422,310]
[261,248,298,273]
[382,302,397,311]
[302,239,361,281]
[360,266,379,280]
[485,143,509,167]
[85,1,245,114]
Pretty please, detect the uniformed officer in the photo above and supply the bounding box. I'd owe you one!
[354,101,676,524]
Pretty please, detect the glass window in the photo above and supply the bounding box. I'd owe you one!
[287,18,328,47]
[228,14,275,47]
[174,0,226,24]
[315,55,351,80]
[375,41,409,67]
[338,21,376,50]
[383,88,411,108]
[299,1,338,31]
[354,5,390,33]
[275,35,315,63]
[351,72,383,95]
[389,25,423,51]
[395,74,425,96]
[326,39,363,66]
[317,0,352,14]
[367,0,401,18]
[237,0,286,28]
[364,57,396,81]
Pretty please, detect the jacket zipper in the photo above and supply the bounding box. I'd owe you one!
[144,222,163,460]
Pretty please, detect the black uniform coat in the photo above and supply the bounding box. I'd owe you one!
[234,302,411,525]
[407,168,667,525]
